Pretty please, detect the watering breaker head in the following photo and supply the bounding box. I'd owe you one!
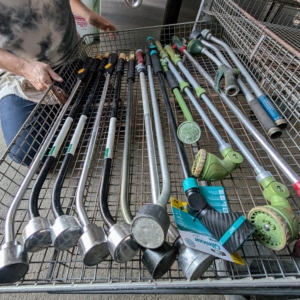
[51,215,82,251]
[131,204,170,249]
[0,241,29,284]
[177,121,201,144]
[175,239,213,280]
[107,223,140,263]
[142,241,177,279]
[22,217,52,253]
[78,224,110,266]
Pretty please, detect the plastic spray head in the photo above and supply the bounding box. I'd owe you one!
[184,182,255,253]
[248,176,298,251]
[187,39,206,55]
[192,147,243,182]
[171,35,187,53]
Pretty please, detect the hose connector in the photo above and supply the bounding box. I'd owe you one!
[248,176,298,250]
[215,64,240,97]
[192,147,243,181]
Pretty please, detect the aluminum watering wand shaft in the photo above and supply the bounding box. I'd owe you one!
[197,37,282,139]
[200,30,287,130]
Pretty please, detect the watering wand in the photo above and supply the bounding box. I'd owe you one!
[166,43,299,250]
[75,53,113,266]
[147,36,254,254]
[160,57,201,144]
[22,57,98,253]
[173,36,240,97]
[170,38,300,195]
[130,49,171,250]
[195,30,287,130]
[156,41,243,182]
[50,57,103,251]
[98,53,140,263]
[0,63,89,283]
[187,35,282,139]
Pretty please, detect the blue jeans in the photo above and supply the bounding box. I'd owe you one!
[0,95,56,166]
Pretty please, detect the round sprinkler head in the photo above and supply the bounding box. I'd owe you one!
[108,223,140,263]
[22,217,52,252]
[78,224,110,266]
[177,243,213,280]
[192,149,207,178]
[131,204,170,249]
[51,215,82,251]
[177,121,201,144]
[248,206,296,251]
[142,241,177,279]
[0,241,29,284]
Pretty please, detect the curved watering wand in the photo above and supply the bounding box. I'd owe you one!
[74,53,112,266]
[22,57,97,253]
[98,53,140,263]
[191,37,282,139]
[130,50,170,250]
[156,41,243,182]
[166,43,299,251]
[50,58,102,251]
[148,36,254,254]
[172,36,240,97]
[160,59,201,144]
[198,30,287,130]
[0,64,86,283]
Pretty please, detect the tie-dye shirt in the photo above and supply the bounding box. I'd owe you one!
[0,0,79,67]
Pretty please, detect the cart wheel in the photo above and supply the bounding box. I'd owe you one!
[248,206,292,251]
[192,149,206,178]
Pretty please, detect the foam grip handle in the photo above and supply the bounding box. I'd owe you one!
[150,53,163,75]
[249,98,282,139]
[135,49,144,65]
[78,57,94,81]
[105,53,118,75]
[116,54,126,73]
[145,51,151,67]
[98,56,109,73]
[200,210,255,253]
[165,70,179,92]
[172,36,186,53]
[127,53,135,82]
[164,45,181,65]
[89,58,101,74]
[257,95,287,128]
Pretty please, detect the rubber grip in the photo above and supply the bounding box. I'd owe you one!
[186,189,210,218]
[78,57,94,81]
[165,70,179,92]
[127,58,135,83]
[135,49,144,65]
[98,57,109,73]
[89,58,101,74]
[145,51,151,67]
[150,53,163,75]
[249,98,282,139]
[116,56,126,74]
[105,53,118,75]
[257,95,286,125]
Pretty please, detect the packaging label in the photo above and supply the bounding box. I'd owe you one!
[171,186,244,265]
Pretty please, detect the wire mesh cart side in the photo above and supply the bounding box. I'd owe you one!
[0,18,300,294]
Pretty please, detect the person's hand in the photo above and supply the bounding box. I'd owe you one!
[87,13,117,39]
[21,61,68,104]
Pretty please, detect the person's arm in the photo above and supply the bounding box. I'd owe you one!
[0,48,67,103]
[70,0,116,32]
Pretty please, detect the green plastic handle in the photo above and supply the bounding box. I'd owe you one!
[173,89,194,122]
[155,41,168,59]
[164,45,181,65]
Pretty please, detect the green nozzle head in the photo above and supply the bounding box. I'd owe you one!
[187,39,206,55]
[177,121,201,144]
[192,147,243,181]
[171,36,187,53]
[248,177,299,251]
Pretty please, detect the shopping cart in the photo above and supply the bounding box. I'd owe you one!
[0,0,300,295]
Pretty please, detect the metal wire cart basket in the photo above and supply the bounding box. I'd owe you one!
[0,0,300,295]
